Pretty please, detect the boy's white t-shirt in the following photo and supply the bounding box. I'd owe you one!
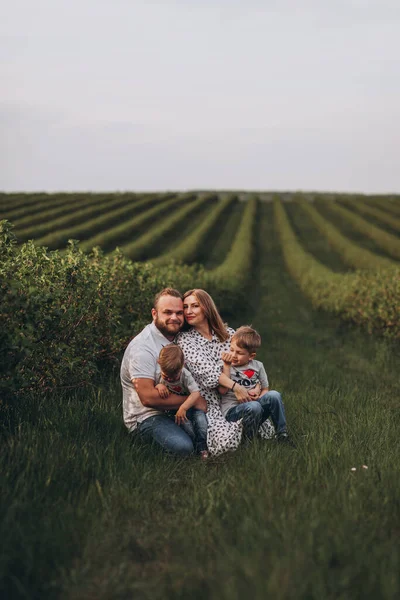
[220,359,269,417]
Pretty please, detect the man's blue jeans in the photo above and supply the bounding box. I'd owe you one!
[137,408,207,456]
[225,390,287,440]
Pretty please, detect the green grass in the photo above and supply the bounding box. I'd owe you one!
[1,203,400,599]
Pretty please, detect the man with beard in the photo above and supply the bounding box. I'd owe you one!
[121,287,207,456]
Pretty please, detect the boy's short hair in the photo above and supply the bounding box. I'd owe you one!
[158,344,184,377]
[232,326,261,354]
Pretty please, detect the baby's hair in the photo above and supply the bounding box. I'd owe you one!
[232,326,261,354]
[158,344,184,377]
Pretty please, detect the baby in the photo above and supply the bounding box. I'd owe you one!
[155,344,209,459]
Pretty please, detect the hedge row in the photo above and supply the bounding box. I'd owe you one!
[325,201,400,261]
[365,196,400,217]
[7,193,110,229]
[80,193,196,253]
[36,193,169,250]
[153,194,237,266]
[121,193,218,260]
[15,194,133,243]
[298,200,394,270]
[0,220,207,403]
[338,197,400,232]
[0,193,65,216]
[274,200,400,339]
[209,196,258,293]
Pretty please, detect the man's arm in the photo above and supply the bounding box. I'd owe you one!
[134,378,206,411]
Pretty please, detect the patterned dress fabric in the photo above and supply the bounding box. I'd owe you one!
[176,327,275,456]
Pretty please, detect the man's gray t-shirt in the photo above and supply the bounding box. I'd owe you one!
[121,322,176,431]
[220,359,269,417]
[156,368,199,397]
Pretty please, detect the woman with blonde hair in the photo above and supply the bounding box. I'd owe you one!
[176,289,274,455]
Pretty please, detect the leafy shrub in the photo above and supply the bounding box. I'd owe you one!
[274,201,400,339]
[0,221,205,403]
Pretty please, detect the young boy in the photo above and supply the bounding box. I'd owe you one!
[155,344,209,459]
[218,326,293,445]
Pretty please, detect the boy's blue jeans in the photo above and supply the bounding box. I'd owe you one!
[138,408,207,456]
[225,390,287,440]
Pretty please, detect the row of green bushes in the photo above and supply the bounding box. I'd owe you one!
[16,194,135,243]
[79,193,196,253]
[153,194,237,265]
[0,192,71,217]
[0,220,207,404]
[211,196,258,292]
[365,196,400,217]
[338,197,400,232]
[275,200,400,339]
[120,193,218,260]
[15,193,139,236]
[36,193,170,250]
[325,201,400,261]
[298,200,394,270]
[0,194,88,226]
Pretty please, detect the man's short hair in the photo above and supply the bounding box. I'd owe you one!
[153,288,182,310]
[232,326,261,354]
[158,344,184,377]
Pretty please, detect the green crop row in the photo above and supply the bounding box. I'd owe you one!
[274,200,400,339]
[325,201,400,261]
[12,193,115,232]
[121,194,218,261]
[80,193,196,253]
[35,193,171,250]
[153,194,237,266]
[356,198,400,224]
[0,192,62,214]
[298,200,394,270]
[364,195,400,215]
[3,192,107,225]
[15,194,137,243]
[339,198,400,232]
[210,196,257,289]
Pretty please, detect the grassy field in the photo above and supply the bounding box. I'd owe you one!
[1,202,400,599]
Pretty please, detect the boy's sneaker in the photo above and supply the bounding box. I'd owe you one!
[277,433,296,448]
[200,450,210,461]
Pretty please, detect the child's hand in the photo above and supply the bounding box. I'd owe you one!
[248,383,261,399]
[175,406,188,425]
[221,352,234,365]
[155,383,169,399]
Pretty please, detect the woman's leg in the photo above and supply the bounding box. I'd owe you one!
[225,401,263,440]
[138,415,194,456]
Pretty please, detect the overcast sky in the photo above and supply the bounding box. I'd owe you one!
[1,0,400,193]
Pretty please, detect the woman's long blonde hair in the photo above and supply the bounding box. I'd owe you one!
[183,289,229,342]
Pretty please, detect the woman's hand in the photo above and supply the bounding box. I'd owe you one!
[233,384,253,403]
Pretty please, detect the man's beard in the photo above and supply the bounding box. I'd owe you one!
[154,316,182,339]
